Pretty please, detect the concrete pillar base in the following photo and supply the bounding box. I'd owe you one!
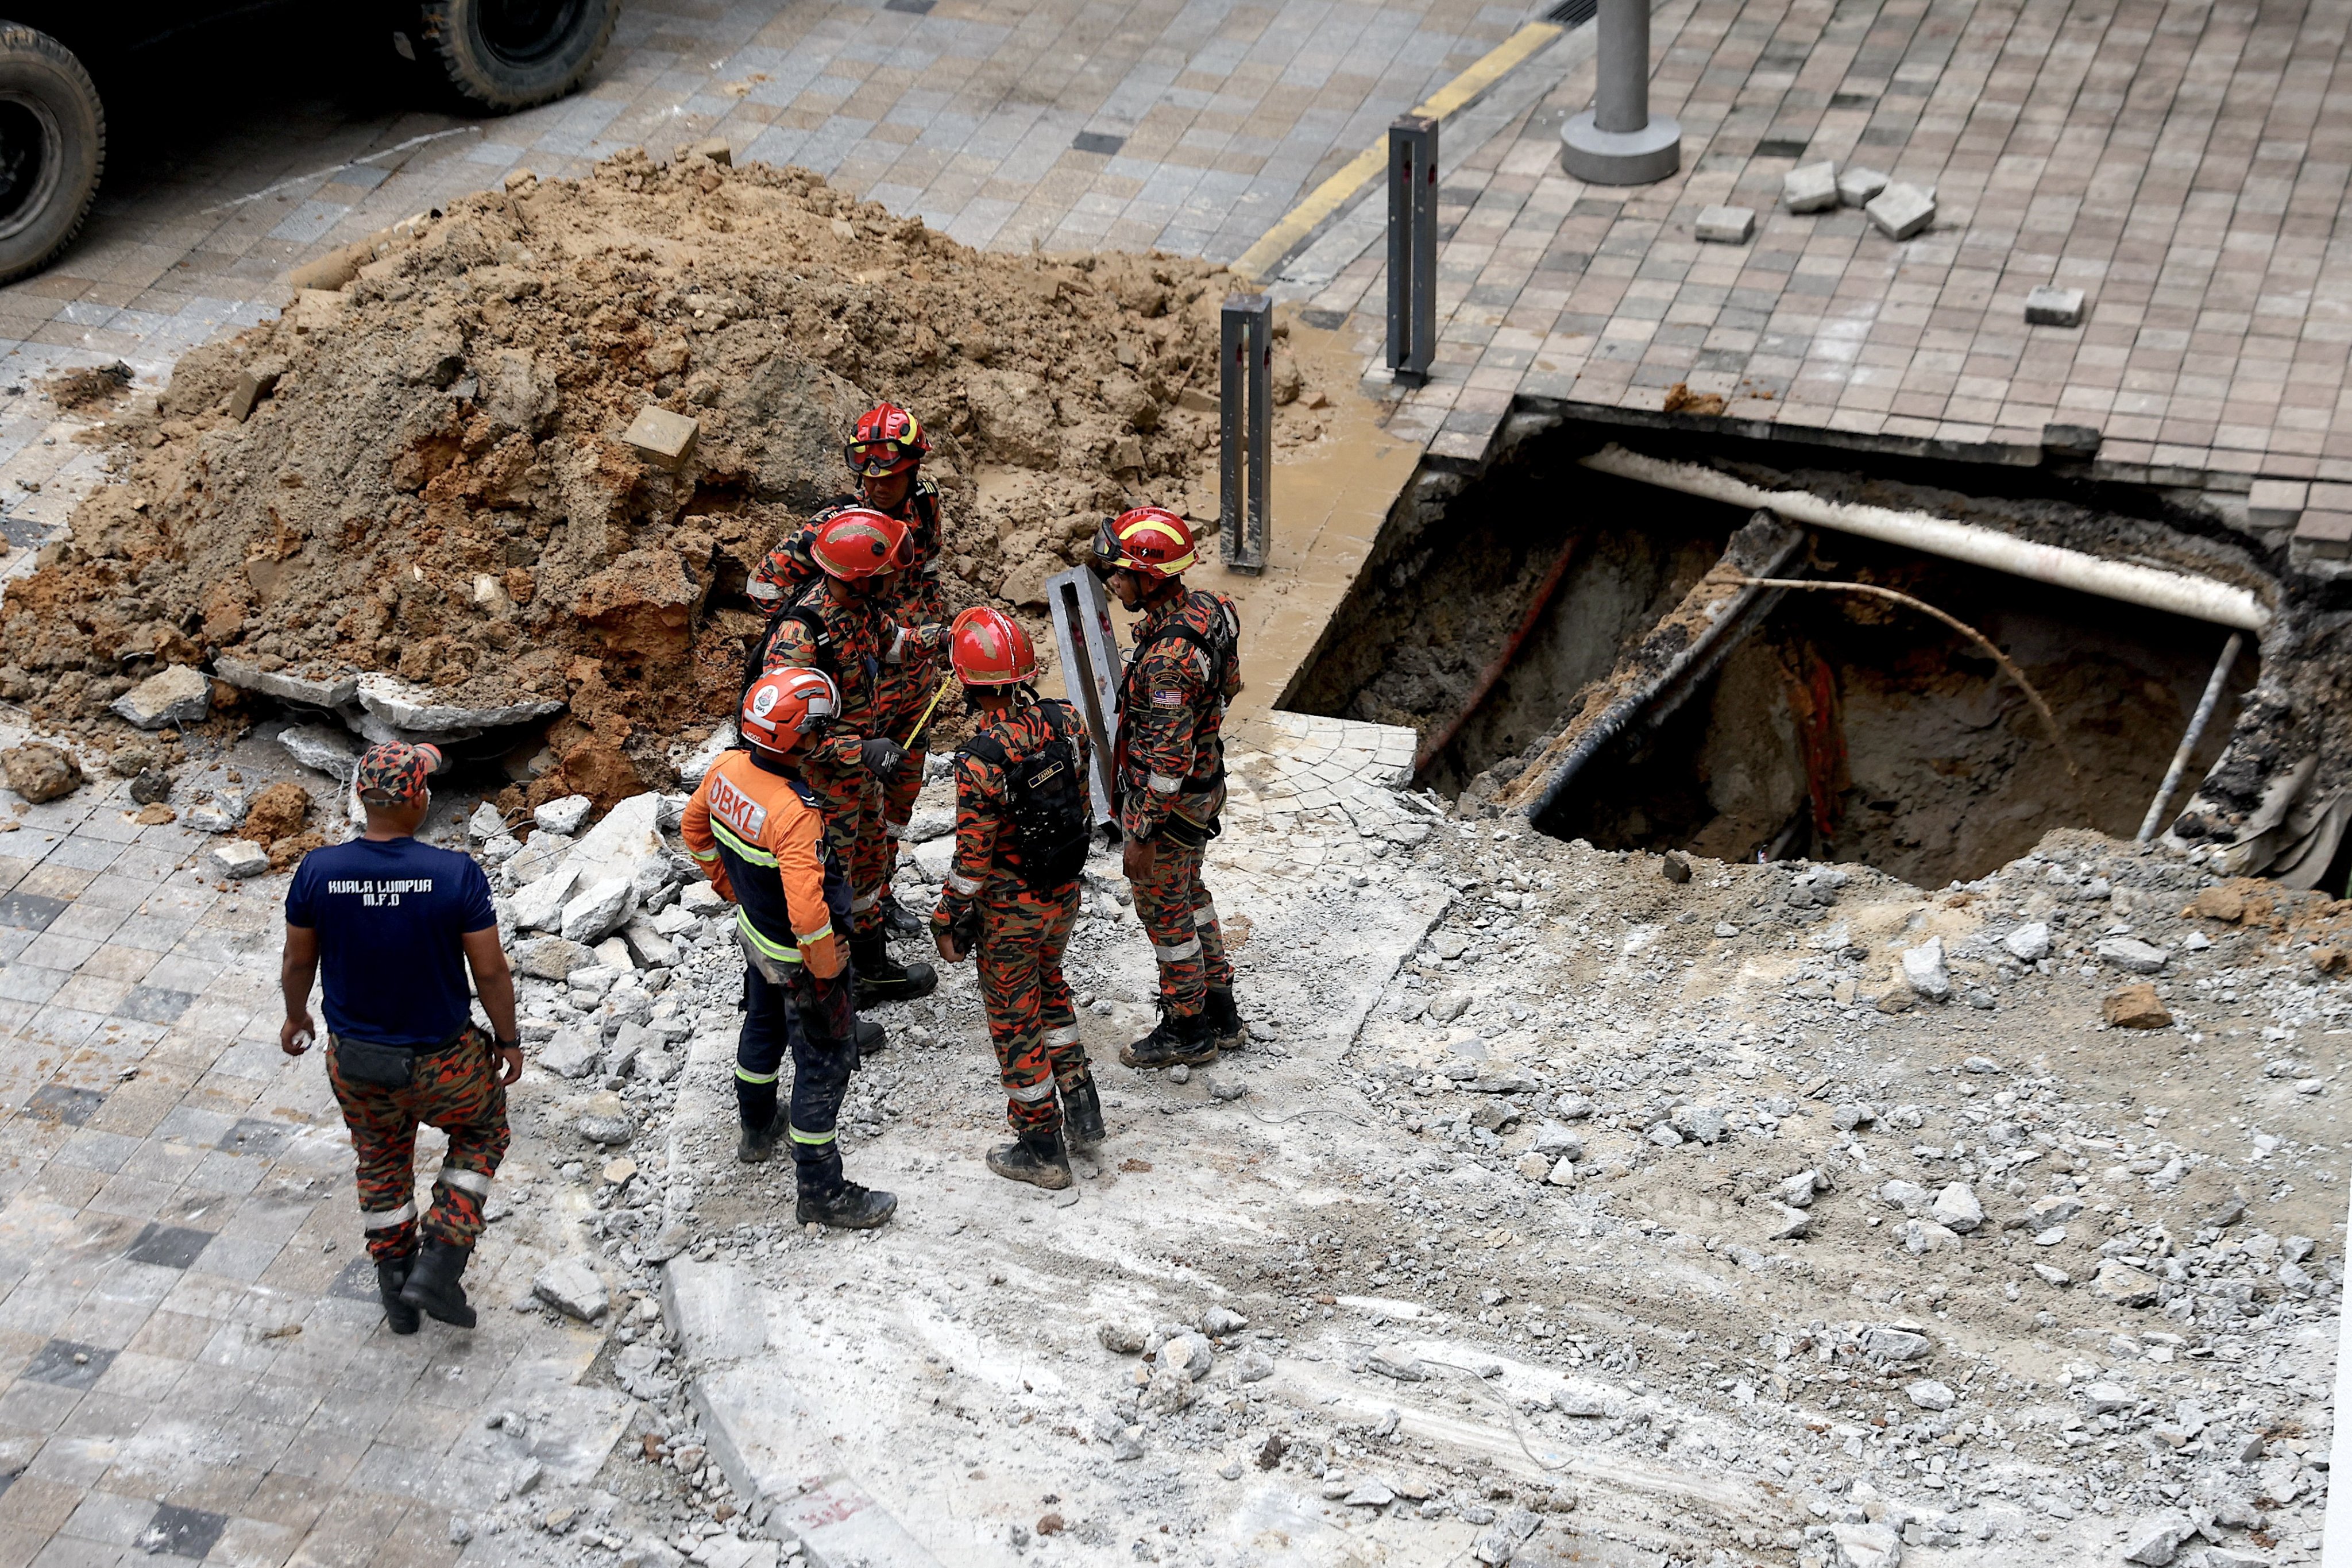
[1559,111,1682,185]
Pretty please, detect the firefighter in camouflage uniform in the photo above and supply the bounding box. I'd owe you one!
[930,607,1104,1189]
[745,404,950,936]
[279,741,523,1336]
[1091,507,1249,1070]
[743,507,944,1010]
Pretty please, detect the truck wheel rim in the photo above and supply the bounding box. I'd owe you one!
[0,93,61,244]
[477,0,590,69]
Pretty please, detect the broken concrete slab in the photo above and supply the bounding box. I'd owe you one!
[111,665,211,730]
[209,839,271,879]
[2096,936,2171,974]
[353,673,564,735]
[623,405,701,470]
[532,1256,610,1322]
[213,655,359,709]
[562,878,635,944]
[279,723,361,782]
[511,865,580,933]
[537,1026,601,1080]
[685,1356,941,1566]
[535,794,593,835]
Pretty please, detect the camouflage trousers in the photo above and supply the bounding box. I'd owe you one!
[327,1025,509,1264]
[804,756,890,940]
[1130,788,1232,1018]
[875,671,941,885]
[976,879,1090,1134]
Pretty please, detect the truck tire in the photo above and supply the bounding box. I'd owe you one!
[418,0,621,112]
[0,26,102,286]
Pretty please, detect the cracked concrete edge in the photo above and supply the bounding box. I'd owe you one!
[663,1258,943,1568]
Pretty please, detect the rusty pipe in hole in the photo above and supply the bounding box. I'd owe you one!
[1413,532,1582,778]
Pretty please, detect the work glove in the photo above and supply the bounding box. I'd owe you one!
[860,735,907,779]
[913,621,949,653]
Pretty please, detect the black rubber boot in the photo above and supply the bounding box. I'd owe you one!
[737,1109,786,1164]
[397,1237,477,1328]
[855,1018,887,1059]
[377,1253,420,1335]
[852,931,937,1006]
[881,892,927,936]
[795,1177,898,1230]
[1204,985,1246,1049]
[1061,1076,1106,1150]
[1120,1008,1218,1070]
[988,1127,1073,1190]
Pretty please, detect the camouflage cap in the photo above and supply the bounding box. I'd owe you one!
[354,741,442,806]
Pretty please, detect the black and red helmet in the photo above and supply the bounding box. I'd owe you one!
[845,403,929,478]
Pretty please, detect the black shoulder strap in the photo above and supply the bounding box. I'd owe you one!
[961,731,1009,767]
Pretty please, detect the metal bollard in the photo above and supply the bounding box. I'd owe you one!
[1558,0,1680,184]
[1219,293,1270,575]
[1387,114,1438,389]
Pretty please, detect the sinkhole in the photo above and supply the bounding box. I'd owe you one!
[1292,424,2266,889]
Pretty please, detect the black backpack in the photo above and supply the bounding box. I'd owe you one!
[963,701,1091,891]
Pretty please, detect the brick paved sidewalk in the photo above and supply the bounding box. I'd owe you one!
[1304,0,2352,500]
[0,734,629,1568]
[0,0,1548,396]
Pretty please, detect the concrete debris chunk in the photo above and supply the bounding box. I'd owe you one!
[1837,166,1889,206]
[531,1256,609,1322]
[515,936,594,981]
[1783,160,1839,212]
[1646,1122,1684,1148]
[1533,1122,1586,1158]
[1096,1322,1146,1354]
[538,1026,601,1080]
[1779,1169,1825,1207]
[1343,1481,1395,1507]
[1161,1332,1213,1381]
[1199,1306,1248,1335]
[1865,181,1936,240]
[213,656,358,709]
[2029,1194,2084,1224]
[1899,1380,1954,1415]
[1141,1362,1196,1413]
[561,877,636,945]
[1767,1203,1812,1240]
[2094,1259,2161,1308]
[209,839,271,880]
[2032,1261,2070,1286]
[111,665,211,730]
[466,802,506,841]
[1859,1325,1931,1363]
[2025,284,2086,327]
[1366,1347,1428,1381]
[1899,937,1951,1001]
[623,405,701,470]
[1930,1182,1983,1233]
[1828,1521,1902,1568]
[2119,1512,2193,1565]
[1694,204,1755,244]
[2096,937,2171,974]
[574,1111,633,1145]
[535,794,593,835]
[1879,1179,1929,1210]
[511,865,580,933]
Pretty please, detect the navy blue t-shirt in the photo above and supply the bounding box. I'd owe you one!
[284,836,497,1048]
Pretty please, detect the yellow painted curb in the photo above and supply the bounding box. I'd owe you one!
[1229,20,1566,283]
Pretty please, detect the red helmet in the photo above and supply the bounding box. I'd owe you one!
[1089,506,1196,581]
[809,508,913,580]
[845,403,929,478]
[948,606,1036,687]
[740,667,839,754]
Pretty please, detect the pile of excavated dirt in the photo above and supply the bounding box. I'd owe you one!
[0,149,1330,802]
